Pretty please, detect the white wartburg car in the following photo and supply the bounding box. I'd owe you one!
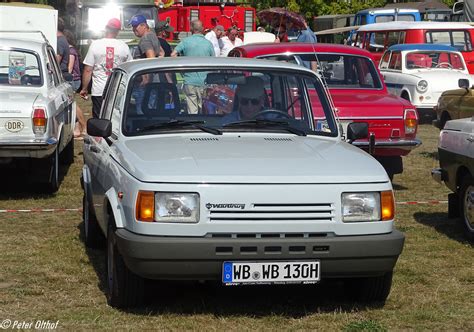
[379,44,472,121]
[81,57,405,308]
[0,36,76,192]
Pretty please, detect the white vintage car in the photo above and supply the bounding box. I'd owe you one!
[81,57,405,308]
[0,36,76,192]
[379,44,473,121]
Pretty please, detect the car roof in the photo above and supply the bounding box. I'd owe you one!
[117,56,318,75]
[356,7,419,14]
[0,37,47,51]
[388,43,458,52]
[358,21,473,31]
[232,42,374,58]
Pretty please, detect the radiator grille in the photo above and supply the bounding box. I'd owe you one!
[208,203,334,222]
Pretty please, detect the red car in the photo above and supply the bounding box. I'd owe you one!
[229,43,421,179]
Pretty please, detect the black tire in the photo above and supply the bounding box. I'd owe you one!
[345,271,393,303]
[458,175,474,241]
[61,137,74,165]
[46,147,59,193]
[106,218,144,308]
[83,194,105,248]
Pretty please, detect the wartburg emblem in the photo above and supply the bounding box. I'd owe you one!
[206,203,245,210]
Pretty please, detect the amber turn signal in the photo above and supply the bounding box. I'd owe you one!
[381,190,395,221]
[136,191,154,222]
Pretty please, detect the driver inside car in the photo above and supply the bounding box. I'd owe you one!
[222,76,267,122]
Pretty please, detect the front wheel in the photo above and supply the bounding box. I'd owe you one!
[106,218,144,308]
[459,176,474,241]
[345,271,393,303]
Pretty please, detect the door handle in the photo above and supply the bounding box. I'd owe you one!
[90,146,100,153]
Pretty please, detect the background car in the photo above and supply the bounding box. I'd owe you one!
[229,43,420,180]
[379,44,473,122]
[432,116,474,240]
[0,36,75,192]
[433,79,474,129]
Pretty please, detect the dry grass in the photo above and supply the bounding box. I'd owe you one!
[0,107,473,330]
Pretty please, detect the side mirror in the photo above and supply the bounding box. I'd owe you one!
[347,122,368,142]
[63,72,73,82]
[87,118,111,138]
[458,78,470,89]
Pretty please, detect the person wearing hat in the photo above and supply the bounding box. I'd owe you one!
[129,14,164,59]
[205,25,224,57]
[155,20,174,57]
[80,18,132,118]
[223,76,268,123]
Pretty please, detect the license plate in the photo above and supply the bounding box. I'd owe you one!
[222,261,320,285]
[4,119,24,133]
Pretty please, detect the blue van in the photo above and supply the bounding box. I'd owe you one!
[348,8,421,43]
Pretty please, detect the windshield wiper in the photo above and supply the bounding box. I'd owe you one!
[138,120,222,135]
[223,119,306,136]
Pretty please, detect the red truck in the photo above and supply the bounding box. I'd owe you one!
[157,0,256,39]
[229,43,421,180]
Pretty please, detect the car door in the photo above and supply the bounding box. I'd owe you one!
[459,88,474,118]
[45,47,70,150]
[381,51,403,96]
[47,46,74,147]
[86,71,122,226]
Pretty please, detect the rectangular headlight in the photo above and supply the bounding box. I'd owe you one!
[155,192,199,223]
[342,192,381,222]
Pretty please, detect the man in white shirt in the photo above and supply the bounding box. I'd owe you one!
[80,18,133,118]
[205,25,224,57]
[220,27,243,57]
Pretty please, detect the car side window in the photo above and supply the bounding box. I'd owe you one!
[388,51,402,70]
[367,32,386,52]
[46,48,60,86]
[110,78,127,137]
[380,51,391,69]
[101,71,122,120]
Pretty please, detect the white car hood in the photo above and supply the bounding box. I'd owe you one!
[0,90,41,117]
[408,70,472,91]
[111,134,388,184]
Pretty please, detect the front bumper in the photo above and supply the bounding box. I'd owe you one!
[431,167,447,184]
[0,137,58,158]
[115,229,405,280]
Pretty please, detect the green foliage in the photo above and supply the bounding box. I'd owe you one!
[250,0,458,19]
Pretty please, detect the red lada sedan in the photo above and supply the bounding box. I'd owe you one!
[229,43,421,179]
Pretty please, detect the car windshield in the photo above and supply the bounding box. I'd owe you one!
[405,51,465,70]
[296,54,382,89]
[123,68,337,137]
[0,50,42,87]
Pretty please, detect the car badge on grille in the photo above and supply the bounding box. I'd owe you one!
[206,203,245,210]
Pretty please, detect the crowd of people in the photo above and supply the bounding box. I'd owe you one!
[55,15,317,136]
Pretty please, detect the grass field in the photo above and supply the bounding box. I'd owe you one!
[0,105,473,330]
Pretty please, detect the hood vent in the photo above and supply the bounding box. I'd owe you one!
[264,137,293,142]
[189,137,220,142]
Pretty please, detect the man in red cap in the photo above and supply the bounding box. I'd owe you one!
[80,18,132,118]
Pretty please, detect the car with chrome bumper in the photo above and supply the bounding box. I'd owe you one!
[81,57,405,308]
[0,36,76,192]
[228,43,420,180]
[432,116,474,240]
[380,44,473,122]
